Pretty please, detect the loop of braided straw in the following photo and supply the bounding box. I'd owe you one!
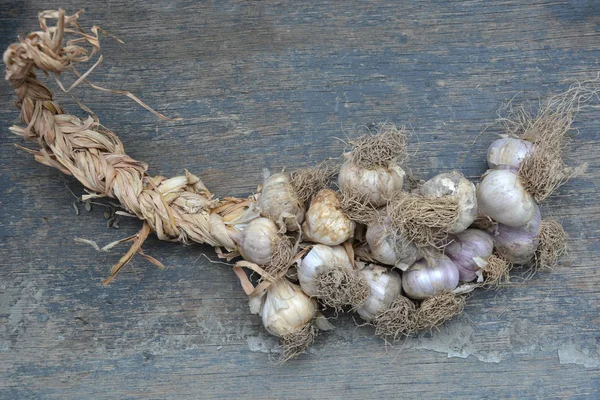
[4,9,248,283]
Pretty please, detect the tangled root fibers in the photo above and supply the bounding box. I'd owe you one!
[413,292,465,332]
[279,323,318,363]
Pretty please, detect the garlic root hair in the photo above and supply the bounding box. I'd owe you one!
[482,253,512,287]
[349,123,408,168]
[413,292,465,332]
[289,162,336,206]
[314,267,370,311]
[386,192,460,247]
[279,323,318,363]
[372,295,416,342]
[535,219,569,271]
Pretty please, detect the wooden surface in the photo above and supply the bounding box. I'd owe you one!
[1,1,600,399]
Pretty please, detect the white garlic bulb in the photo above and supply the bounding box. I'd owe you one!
[338,159,405,207]
[445,229,494,282]
[297,244,353,296]
[487,137,534,171]
[357,264,402,321]
[230,217,278,265]
[493,204,542,264]
[258,172,305,231]
[402,256,459,300]
[259,279,317,337]
[477,169,536,227]
[420,171,477,233]
[365,217,419,270]
[302,188,355,246]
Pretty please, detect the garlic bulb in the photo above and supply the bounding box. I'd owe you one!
[229,217,278,265]
[298,244,368,309]
[338,159,405,207]
[365,217,419,270]
[258,172,305,231]
[302,188,355,246]
[493,204,542,264]
[487,137,534,171]
[259,279,317,338]
[445,229,494,282]
[477,169,536,227]
[402,256,459,300]
[357,264,402,321]
[420,171,477,233]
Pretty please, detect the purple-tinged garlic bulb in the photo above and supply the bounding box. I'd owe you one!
[487,137,535,171]
[402,256,459,300]
[493,204,542,264]
[445,229,494,282]
[302,188,355,246]
[357,264,402,321]
[477,169,536,227]
[420,171,477,233]
[258,172,305,231]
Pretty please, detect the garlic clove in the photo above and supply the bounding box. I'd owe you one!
[356,264,402,322]
[445,228,494,282]
[365,217,419,271]
[298,244,353,297]
[420,171,477,233]
[477,169,536,227]
[402,256,459,300]
[493,203,542,264]
[297,244,369,309]
[487,137,534,171]
[338,160,405,207]
[258,172,305,231]
[302,188,355,246]
[231,217,279,265]
[259,279,317,338]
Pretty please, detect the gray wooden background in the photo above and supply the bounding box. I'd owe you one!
[1,1,599,399]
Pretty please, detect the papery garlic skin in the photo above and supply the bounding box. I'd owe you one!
[302,189,355,246]
[493,204,542,264]
[487,137,534,171]
[260,279,317,337]
[297,244,352,297]
[477,169,536,227]
[231,217,278,265]
[357,265,402,321]
[338,160,405,207]
[445,229,494,282]
[365,217,419,270]
[258,173,305,231]
[402,256,459,300]
[420,171,478,233]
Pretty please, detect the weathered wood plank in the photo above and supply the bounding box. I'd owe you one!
[1,1,599,399]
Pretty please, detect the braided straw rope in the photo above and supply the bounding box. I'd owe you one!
[4,9,258,283]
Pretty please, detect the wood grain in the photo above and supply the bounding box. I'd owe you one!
[1,1,599,399]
